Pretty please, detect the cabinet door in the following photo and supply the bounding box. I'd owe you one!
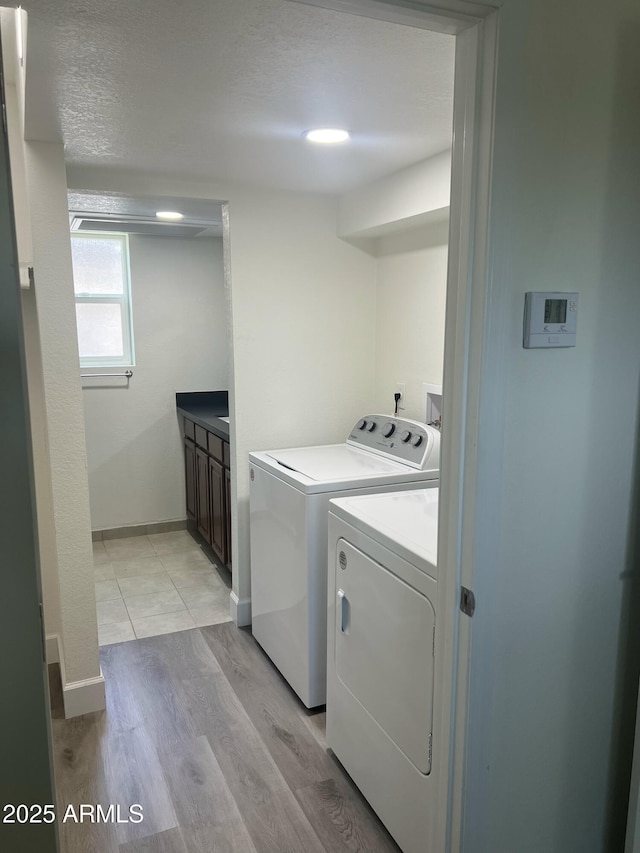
[196,447,211,545]
[184,438,197,522]
[183,417,195,441]
[225,467,232,569]
[209,456,226,563]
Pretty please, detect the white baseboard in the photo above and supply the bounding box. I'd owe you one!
[62,669,106,718]
[45,633,60,664]
[230,591,251,627]
[47,634,106,718]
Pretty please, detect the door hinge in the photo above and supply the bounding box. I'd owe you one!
[38,602,47,664]
[28,266,35,288]
[432,625,436,656]
[460,586,476,617]
[428,732,433,769]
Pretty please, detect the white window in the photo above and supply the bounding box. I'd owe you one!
[71,232,135,367]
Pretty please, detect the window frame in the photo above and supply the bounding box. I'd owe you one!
[71,231,136,369]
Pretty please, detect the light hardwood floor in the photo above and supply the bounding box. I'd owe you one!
[50,623,401,853]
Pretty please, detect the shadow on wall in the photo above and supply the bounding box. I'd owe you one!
[599,21,640,851]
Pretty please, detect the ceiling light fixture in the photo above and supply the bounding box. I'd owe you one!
[155,211,184,221]
[303,128,350,144]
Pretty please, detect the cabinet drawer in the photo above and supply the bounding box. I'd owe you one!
[208,432,224,463]
[194,424,208,450]
[183,418,195,441]
[223,440,230,469]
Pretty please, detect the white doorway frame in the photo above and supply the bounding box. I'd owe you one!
[289,1,500,849]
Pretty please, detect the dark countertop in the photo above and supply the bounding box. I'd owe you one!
[176,391,230,441]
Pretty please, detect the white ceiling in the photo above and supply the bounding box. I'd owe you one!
[22,0,455,196]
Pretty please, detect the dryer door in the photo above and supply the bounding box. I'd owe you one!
[335,539,435,774]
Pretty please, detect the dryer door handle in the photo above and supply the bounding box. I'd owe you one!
[337,589,350,634]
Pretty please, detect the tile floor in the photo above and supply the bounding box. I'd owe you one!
[93,529,232,646]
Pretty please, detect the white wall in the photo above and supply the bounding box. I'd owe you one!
[224,187,377,620]
[21,288,61,645]
[336,152,451,422]
[24,142,102,705]
[3,6,101,714]
[338,149,451,238]
[67,167,377,623]
[462,0,640,849]
[1,9,62,649]
[373,219,449,420]
[82,235,227,531]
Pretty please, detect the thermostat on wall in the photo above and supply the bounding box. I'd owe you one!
[523,292,578,348]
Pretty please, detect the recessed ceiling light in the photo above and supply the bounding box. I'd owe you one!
[303,128,350,144]
[155,211,184,221]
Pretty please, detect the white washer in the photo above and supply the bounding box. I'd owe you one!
[327,488,439,853]
[249,414,440,708]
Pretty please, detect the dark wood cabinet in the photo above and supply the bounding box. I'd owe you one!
[208,456,225,562]
[183,416,231,568]
[184,437,196,522]
[196,446,211,544]
[224,468,232,569]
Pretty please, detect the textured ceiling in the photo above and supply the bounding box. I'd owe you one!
[67,192,222,223]
[22,0,455,195]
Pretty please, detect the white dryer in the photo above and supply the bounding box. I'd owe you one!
[327,488,440,853]
[249,414,440,708]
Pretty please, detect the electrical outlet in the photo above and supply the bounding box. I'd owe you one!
[395,383,406,410]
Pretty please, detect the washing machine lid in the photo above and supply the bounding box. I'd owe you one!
[330,489,439,578]
[249,443,438,494]
[267,444,410,480]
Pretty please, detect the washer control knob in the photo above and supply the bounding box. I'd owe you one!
[400,430,412,443]
[367,421,377,432]
[411,434,423,447]
[382,422,396,438]
[356,419,367,430]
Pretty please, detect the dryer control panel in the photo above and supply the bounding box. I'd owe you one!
[347,414,440,471]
